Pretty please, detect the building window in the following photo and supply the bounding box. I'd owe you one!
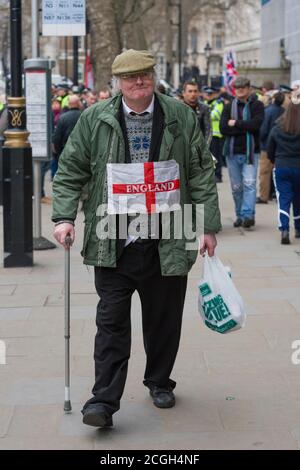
[215,35,223,50]
[213,23,224,50]
[190,28,198,54]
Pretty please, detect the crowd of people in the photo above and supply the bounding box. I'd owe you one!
[174,76,300,244]
[39,84,112,203]
[1,62,299,244]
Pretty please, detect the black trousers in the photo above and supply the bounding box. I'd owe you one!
[83,240,187,415]
[210,136,224,181]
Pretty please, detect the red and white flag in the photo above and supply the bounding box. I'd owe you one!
[107,161,181,215]
[84,53,94,90]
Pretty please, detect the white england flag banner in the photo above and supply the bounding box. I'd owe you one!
[107,160,181,215]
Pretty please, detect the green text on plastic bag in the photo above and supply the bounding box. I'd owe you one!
[203,294,238,333]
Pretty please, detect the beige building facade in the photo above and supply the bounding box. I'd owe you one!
[224,0,291,87]
[186,5,226,81]
[224,0,261,71]
[183,0,262,87]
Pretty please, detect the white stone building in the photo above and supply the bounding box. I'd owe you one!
[224,0,261,70]
[283,0,300,81]
[260,0,300,83]
[184,0,262,86]
[186,5,226,80]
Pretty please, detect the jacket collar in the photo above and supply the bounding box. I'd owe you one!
[97,93,179,162]
[99,93,179,132]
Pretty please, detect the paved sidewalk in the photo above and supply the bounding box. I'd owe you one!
[0,172,300,450]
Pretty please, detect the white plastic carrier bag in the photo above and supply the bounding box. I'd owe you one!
[198,255,246,334]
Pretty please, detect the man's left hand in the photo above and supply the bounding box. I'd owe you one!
[200,234,217,257]
[228,119,236,127]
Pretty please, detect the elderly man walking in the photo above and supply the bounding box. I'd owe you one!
[52,49,221,428]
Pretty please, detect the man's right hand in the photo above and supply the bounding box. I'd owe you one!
[54,223,75,248]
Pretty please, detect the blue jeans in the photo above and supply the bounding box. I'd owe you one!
[273,167,300,232]
[41,161,51,197]
[51,156,58,179]
[226,153,259,220]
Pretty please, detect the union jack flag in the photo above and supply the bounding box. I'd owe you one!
[223,50,238,96]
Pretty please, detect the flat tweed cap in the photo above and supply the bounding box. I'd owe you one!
[234,76,251,88]
[112,49,156,76]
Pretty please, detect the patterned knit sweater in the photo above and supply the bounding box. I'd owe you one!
[124,112,158,239]
[124,112,153,163]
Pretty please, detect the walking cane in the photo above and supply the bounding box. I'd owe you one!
[64,235,73,413]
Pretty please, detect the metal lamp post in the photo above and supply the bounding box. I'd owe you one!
[2,0,33,267]
[204,42,212,86]
[177,0,182,84]
[169,0,182,86]
[73,37,79,86]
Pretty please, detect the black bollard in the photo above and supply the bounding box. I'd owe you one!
[2,0,33,267]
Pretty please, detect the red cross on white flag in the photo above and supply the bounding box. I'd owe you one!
[107,161,181,215]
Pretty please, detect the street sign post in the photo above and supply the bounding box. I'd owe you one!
[24,58,56,251]
[3,0,33,268]
[42,0,86,37]
[25,61,54,162]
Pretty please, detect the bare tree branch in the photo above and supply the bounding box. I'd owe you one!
[123,0,156,24]
[122,0,139,23]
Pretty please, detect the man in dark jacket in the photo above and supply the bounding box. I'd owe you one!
[257,92,285,204]
[53,95,82,157]
[220,76,264,228]
[182,80,212,145]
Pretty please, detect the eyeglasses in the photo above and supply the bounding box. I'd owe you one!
[119,71,154,82]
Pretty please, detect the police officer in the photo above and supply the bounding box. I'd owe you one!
[203,86,224,183]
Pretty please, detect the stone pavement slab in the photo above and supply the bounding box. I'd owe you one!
[218,399,300,432]
[1,377,89,406]
[0,295,47,308]
[0,308,31,321]
[0,285,16,295]
[0,406,14,438]
[0,436,94,450]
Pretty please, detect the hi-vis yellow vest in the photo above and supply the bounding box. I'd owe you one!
[207,99,224,138]
[61,95,70,109]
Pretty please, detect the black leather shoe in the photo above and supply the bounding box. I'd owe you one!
[243,218,255,228]
[295,230,300,239]
[82,405,113,428]
[256,197,268,204]
[150,386,175,409]
[281,230,290,245]
[233,218,243,228]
